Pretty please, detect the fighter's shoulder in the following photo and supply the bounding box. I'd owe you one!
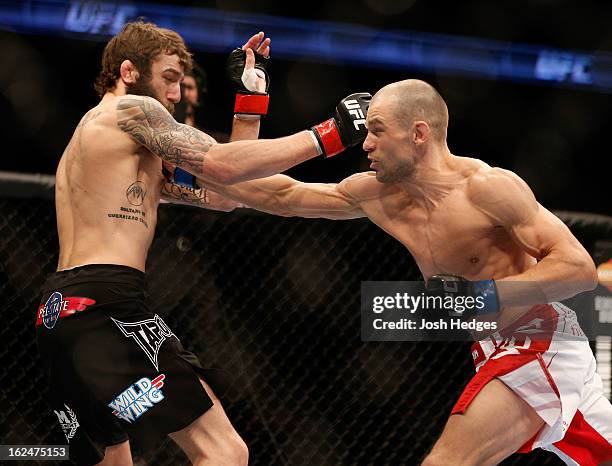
[76,95,156,127]
[467,165,532,200]
[467,165,538,224]
[114,94,169,116]
[336,171,383,202]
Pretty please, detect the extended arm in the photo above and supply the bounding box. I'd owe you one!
[159,33,270,207]
[116,95,319,185]
[205,173,370,220]
[470,168,597,306]
[157,115,257,210]
[157,110,258,209]
[160,181,240,212]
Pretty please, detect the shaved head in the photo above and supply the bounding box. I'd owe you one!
[373,79,449,141]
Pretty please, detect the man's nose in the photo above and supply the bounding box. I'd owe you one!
[363,133,374,152]
[168,83,181,103]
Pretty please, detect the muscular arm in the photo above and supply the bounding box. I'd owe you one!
[159,109,260,210]
[116,96,319,185]
[160,182,239,212]
[204,173,370,220]
[161,116,261,210]
[470,168,597,306]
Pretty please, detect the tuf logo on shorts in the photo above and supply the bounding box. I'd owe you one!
[53,403,79,442]
[108,374,166,423]
[111,315,176,370]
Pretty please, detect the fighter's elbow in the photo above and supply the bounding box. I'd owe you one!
[553,239,598,292]
[577,256,598,291]
[564,248,598,292]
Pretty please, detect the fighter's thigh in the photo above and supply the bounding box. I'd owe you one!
[426,379,544,466]
[169,379,248,465]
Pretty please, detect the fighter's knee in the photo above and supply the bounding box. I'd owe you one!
[421,447,477,466]
[420,454,440,466]
[229,435,248,466]
[221,434,248,466]
[194,434,248,466]
[421,451,451,466]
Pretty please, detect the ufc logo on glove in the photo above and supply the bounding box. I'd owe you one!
[343,99,367,130]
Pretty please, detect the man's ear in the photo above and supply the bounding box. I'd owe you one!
[413,121,431,145]
[119,60,139,85]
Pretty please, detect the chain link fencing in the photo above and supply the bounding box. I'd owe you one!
[3,179,610,465]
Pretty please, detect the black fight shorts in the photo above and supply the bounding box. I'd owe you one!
[36,264,217,465]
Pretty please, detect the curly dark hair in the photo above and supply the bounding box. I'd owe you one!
[94,20,193,97]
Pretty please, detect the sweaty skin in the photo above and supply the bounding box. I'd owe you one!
[202,82,596,330]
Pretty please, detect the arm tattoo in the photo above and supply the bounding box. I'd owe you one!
[161,182,210,207]
[116,97,213,174]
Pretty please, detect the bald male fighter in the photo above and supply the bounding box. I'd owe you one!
[35,20,369,466]
[197,80,612,465]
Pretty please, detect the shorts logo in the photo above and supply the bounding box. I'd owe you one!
[41,292,63,329]
[53,403,79,442]
[491,336,532,360]
[108,374,166,423]
[37,293,96,329]
[111,315,175,370]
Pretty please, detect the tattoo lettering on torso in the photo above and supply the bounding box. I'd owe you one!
[107,181,149,228]
[107,206,149,229]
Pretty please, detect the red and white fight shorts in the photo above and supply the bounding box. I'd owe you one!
[452,302,612,465]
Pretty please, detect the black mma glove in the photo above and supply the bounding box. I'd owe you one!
[227,47,270,119]
[310,93,371,158]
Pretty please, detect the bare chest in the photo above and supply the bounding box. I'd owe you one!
[363,189,517,278]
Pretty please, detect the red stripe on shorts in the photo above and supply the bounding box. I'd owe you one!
[452,304,559,415]
[553,409,612,465]
[36,297,96,326]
